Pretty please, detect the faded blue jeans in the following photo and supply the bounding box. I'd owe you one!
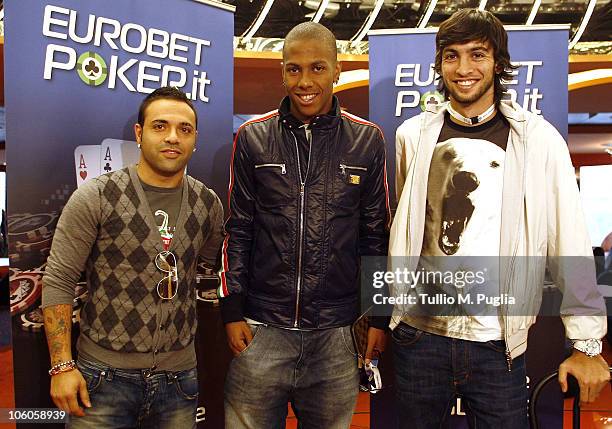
[224,324,359,429]
[392,323,529,429]
[67,357,198,429]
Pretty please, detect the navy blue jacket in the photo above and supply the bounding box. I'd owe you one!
[219,97,390,329]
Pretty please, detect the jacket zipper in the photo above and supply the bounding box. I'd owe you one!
[255,163,286,174]
[394,115,423,328]
[503,120,527,372]
[291,128,312,328]
[339,164,367,176]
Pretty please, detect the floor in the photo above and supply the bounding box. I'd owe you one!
[0,346,15,429]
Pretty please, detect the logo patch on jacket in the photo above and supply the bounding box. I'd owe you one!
[348,174,360,185]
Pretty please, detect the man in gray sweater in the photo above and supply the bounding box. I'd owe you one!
[42,86,224,428]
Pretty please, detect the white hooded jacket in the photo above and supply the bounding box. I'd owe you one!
[389,100,606,364]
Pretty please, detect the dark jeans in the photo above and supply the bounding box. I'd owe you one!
[224,324,359,429]
[392,323,528,429]
[67,357,198,429]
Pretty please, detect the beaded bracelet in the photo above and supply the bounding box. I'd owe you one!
[48,360,76,376]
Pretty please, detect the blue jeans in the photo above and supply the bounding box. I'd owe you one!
[392,323,528,429]
[224,324,359,429]
[67,358,198,429]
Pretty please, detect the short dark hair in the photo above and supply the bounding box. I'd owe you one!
[435,8,517,104]
[283,22,337,63]
[137,86,198,129]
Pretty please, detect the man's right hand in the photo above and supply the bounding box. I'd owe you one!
[225,321,253,356]
[50,369,91,417]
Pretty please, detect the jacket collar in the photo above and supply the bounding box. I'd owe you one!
[497,100,528,123]
[278,96,342,130]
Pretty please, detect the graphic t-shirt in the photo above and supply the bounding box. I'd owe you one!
[140,180,183,250]
[402,112,510,341]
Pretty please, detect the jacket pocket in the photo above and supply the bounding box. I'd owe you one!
[253,163,292,208]
[255,163,286,174]
[332,163,367,210]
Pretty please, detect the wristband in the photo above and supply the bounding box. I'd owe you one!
[49,360,76,376]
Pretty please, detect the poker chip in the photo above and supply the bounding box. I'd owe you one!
[195,263,220,292]
[8,213,33,222]
[10,272,43,315]
[20,307,45,332]
[8,213,58,241]
[9,255,48,273]
[27,263,47,274]
[197,263,216,276]
[38,248,51,259]
[196,288,219,304]
[15,232,54,253]
[9,267,21,278]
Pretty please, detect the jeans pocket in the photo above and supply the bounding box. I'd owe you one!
[340,326,358,358]
[391,324,423,347]
[174,368,199,401]
[236,324,262,359]
[484,339,507,353]
[76,360,104,394]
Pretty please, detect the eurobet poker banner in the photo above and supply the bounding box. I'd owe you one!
[5,1,234,427]
[368,26,569,203]
[6,0,234,212]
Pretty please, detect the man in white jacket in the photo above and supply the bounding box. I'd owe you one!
[388,8,609,428]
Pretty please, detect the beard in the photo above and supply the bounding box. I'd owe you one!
[444,74,495,106]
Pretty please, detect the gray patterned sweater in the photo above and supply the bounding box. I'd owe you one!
[42,166,224,371]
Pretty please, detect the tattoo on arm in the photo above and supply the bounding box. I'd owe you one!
[43,305,73,366]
